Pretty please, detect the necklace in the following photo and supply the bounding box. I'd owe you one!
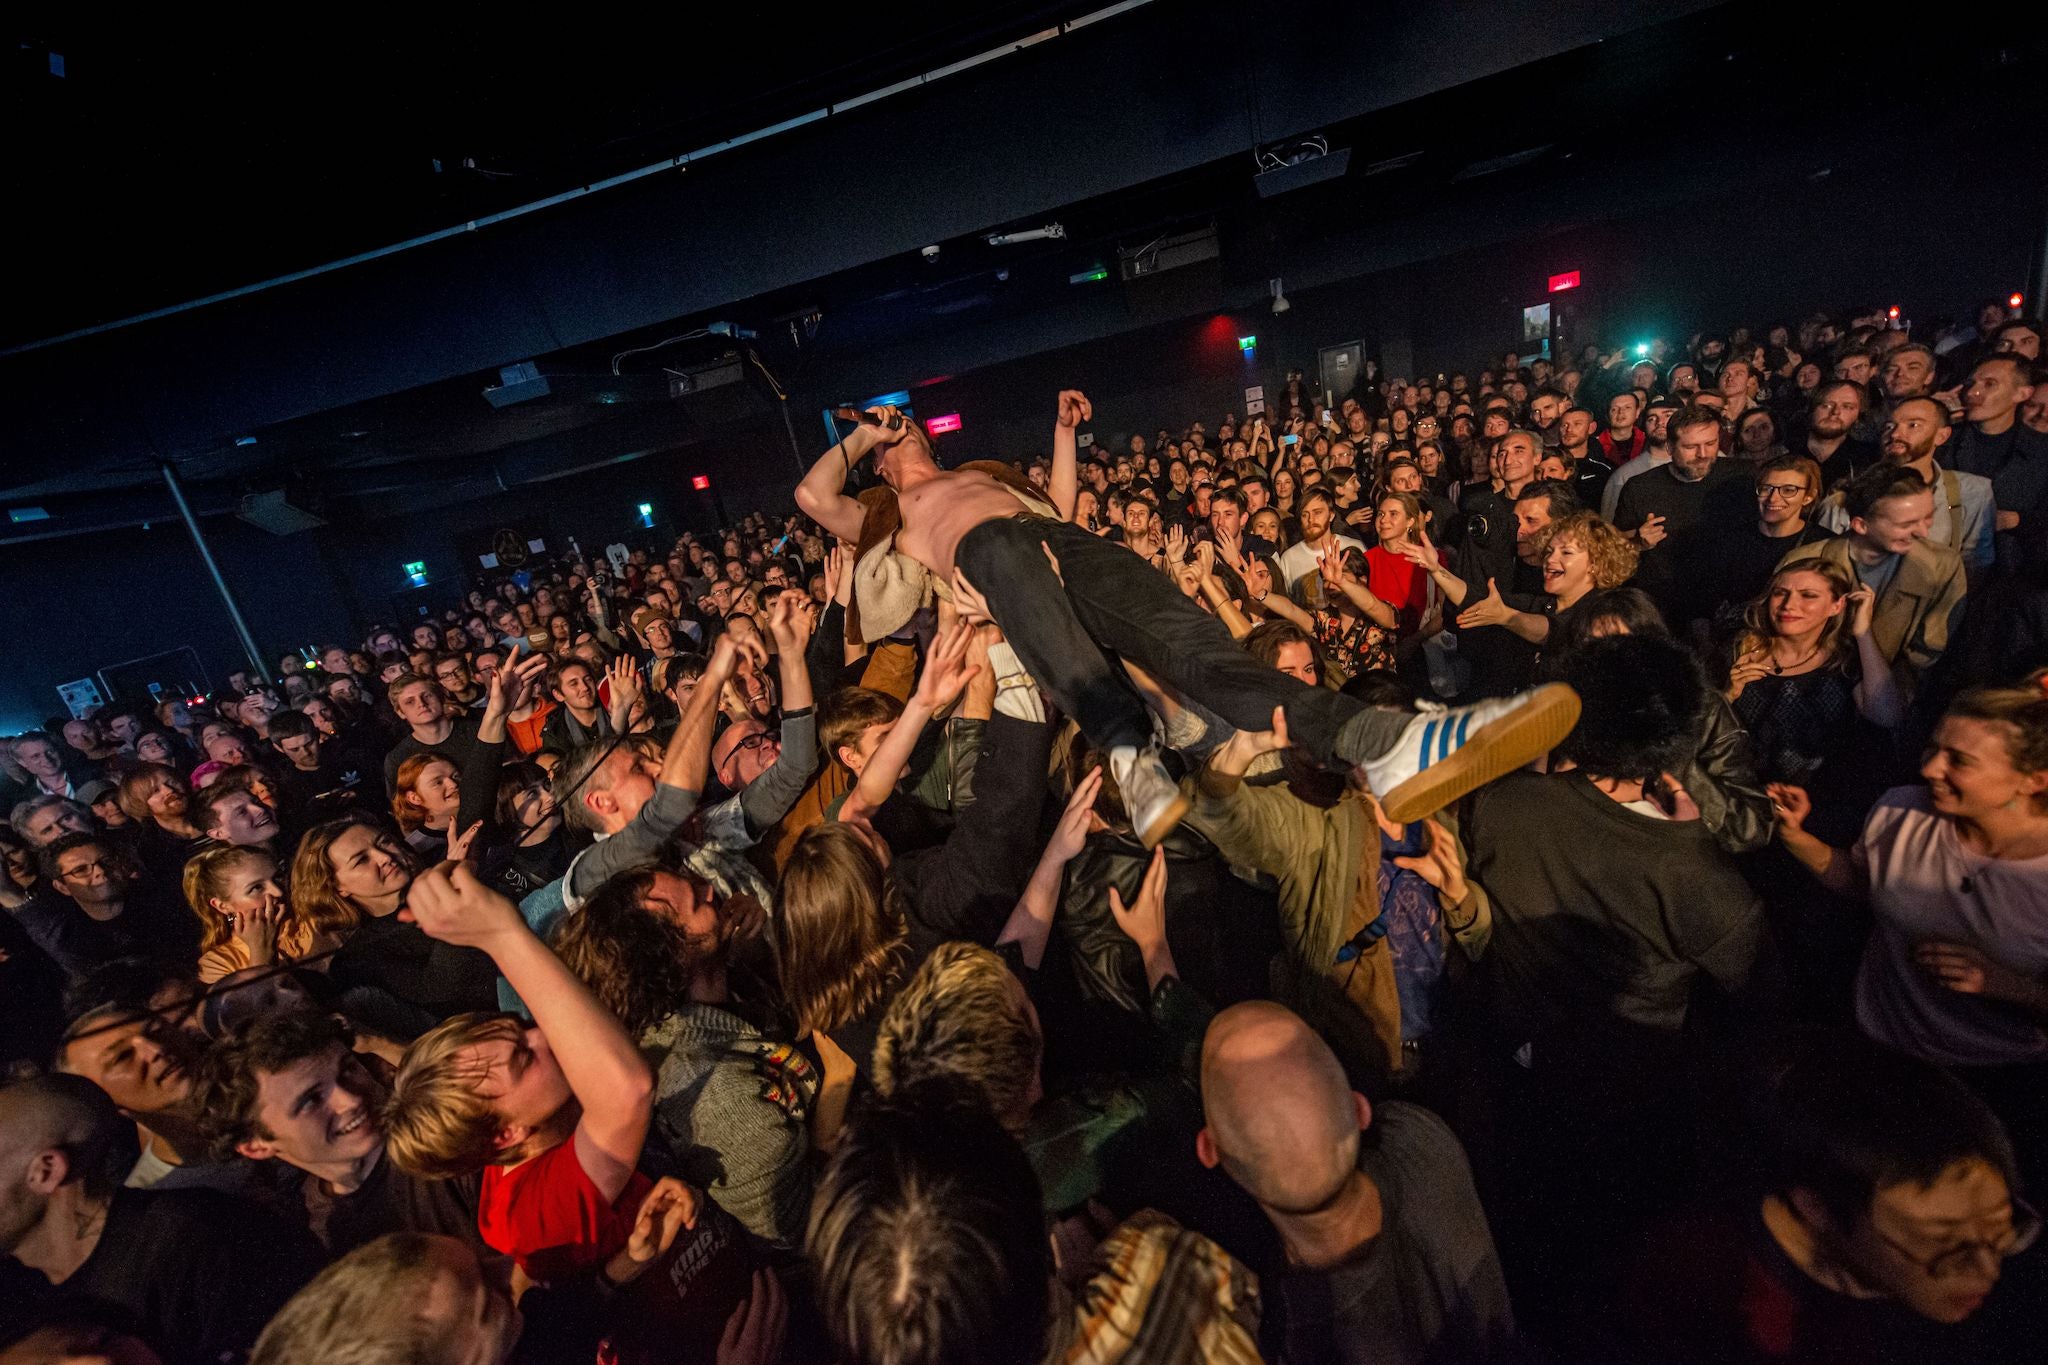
[1770,639,1826,675]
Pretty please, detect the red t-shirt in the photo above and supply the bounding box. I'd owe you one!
[1367,546,1433,633]
[479,1139,652,1282]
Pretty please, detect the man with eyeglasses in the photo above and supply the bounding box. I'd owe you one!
[20,833,197,980]
[1623,1037,2034,1358]
[430,653,483,708]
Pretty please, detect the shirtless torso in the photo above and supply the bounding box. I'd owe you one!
[894,467,1036,580]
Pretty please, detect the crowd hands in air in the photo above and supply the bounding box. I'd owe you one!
[1,299,2046,1364]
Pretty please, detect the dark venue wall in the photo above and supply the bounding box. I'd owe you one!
[1,42,2036,728]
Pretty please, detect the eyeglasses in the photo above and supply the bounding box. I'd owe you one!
[1758,484,1810,501]
[1874,1197,2041,1279]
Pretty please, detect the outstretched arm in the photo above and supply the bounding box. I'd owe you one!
[995,767,1102,969]
[842,622,980,821]
[1050,389,1091,523]
[795,407,906,542]
[406,863,654,1200]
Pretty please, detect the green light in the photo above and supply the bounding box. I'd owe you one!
[403,561,425,576]
[1238,336,1257,351]
[1069,266,1110,284]
[638,503,653,516]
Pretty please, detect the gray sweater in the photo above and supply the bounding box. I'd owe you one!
[642,1005,818,1248]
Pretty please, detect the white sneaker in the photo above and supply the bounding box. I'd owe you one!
[1360,684,1581,825]
[1109,743,1191,849]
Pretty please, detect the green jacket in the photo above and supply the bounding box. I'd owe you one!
[1182,770,1490,1083]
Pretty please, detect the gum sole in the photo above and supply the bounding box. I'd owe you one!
[1137,793,1192,849]
[1378,684,1582,825]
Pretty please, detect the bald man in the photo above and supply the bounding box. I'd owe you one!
[0,1074,322,1365]
[1198,1003,1515,1363]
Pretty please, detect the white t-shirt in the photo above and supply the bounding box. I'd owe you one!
[1852,786,2048,1067]
[1275,533,1367,592]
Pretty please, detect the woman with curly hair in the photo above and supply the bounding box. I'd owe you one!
[184,844,345,983]
[1427,510,1638,648]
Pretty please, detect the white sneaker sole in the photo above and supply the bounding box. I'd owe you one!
[1377,684,1581,825]
[1136,793,1191,849]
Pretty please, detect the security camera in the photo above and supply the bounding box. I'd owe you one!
[921,245,941,261]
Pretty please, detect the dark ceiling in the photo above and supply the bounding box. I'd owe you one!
[5,4,1100,346]
[5,1,2043,543]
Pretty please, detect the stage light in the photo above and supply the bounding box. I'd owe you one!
[2012,292,2026,310]
[1070,266,1110,284]
[638,503,653,516]
[1634,343,1651,357]
[1239,336,1258,352]
[404,561,427,587]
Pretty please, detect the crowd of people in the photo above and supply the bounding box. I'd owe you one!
[2,297,2046,1364]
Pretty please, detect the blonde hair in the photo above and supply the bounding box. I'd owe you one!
[382,1013,527,1180]
[250,1232,458,1365]
[776,823,910,1040]
[872,942,1040,1132]
[1535,511,1639,590]
[1737,559,1856,667]
[182,845,279,954]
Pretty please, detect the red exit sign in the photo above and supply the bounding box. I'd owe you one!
[690,474,711,491]
[925,413,963,435]
[1547,270,1581,293]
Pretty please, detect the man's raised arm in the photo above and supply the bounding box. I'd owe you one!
[1050,389,1092,522]
[796,409,898,542]
[406,863,654,1201]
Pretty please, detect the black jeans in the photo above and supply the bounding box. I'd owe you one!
[956,515,1387,762]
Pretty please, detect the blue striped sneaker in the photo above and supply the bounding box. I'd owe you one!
[1361,684,1581,824]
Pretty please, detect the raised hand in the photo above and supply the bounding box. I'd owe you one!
[1223,705,1292,764]
[623,1177,700,1266]
[1767,783,1812,836]
[446,819,484,865]
[1048,766,1104,864]
[1165,523,1189,566]
[1108,845,1171,964]
[1725,644,1773,702]
[950,566,995,626]
[1844,585,1876,639]
[1056,389,1093,429]
[707,629,766,688]
[1389,816,1469,904]
[1317,546,1351,588]
[228,893,287,966]
[766,588,814,655]
[913,621,982,711]
[399,860,521,948]
[1396,526,1442,573]
[1456,578,1514,629]
[1214,524,1245,570]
